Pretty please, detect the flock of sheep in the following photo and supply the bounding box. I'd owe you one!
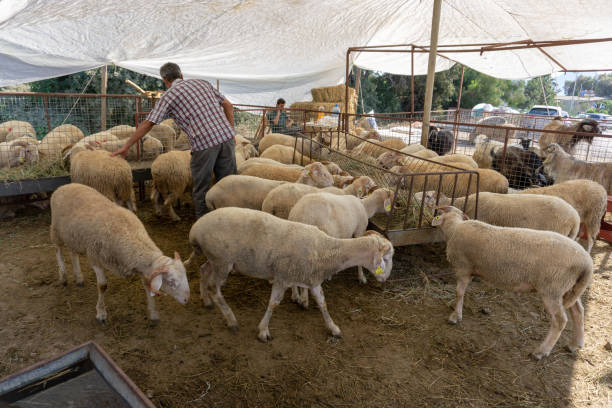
[3,113,611,360]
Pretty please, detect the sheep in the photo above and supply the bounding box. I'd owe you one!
[258,133,321,156]
[416,191,580,239]
[519,179,608,253]
[150,150,192,221]
[100,136,163,161]
[260,144,314,165]
[261,176,377,219]
[431,154,478,169]
[540,118,600,154]
[400,143,426,154]
[208,162,334,210]
[390,164,508,196]
[351,138,407,158]
[50,183,189,322]
[0,120,36,142]
[108,125,135,140]
[491,145,550,189]
[160,118,181,136]
[289,187,395,290]
[185,207,393,341]
[70,149,137,212]
[238,157,303,173]
[543,143,612,193]
[241,161,334,185]
[146,124,176,151]
[427,126,454,155]
[235,140,258,167]
[42,124,85,145]
[431,205,592,360]
[175,131,190,149]
[473,135,504,169]
[467,116,508,143]
[0,138,39,168]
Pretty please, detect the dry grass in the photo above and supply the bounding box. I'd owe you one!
[0,160,70,183]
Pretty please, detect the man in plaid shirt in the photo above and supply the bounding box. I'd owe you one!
[112,62,236,218]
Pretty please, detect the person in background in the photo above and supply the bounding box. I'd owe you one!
[111,62,236,219]
[266,98,302,136]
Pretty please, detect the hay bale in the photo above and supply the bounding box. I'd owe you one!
[311,84,356,103]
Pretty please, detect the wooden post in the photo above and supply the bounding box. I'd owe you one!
[421,0,442,147]
[101,65,108,131]
[216,79,220,91]
[453,65,465,153]
[354,67,362,114]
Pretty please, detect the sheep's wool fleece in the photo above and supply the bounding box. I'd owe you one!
[50,184,162,276]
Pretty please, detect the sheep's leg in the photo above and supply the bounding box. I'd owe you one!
[141,277,159,322]
[257,283,286,342]
[91,265,108,324]
[310,285,341,337]
[566,298,585,353]
[298,287,309,309]
[56,247,67,286]
[199,261,214,309]
[164,192,181,221]
[448,275,471,324]
[151,189,163,217]
[532,296,567,360]
[71,252,84,286]
[357,266,367,284]
[208,265,238,331]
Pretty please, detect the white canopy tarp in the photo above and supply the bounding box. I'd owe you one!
[1,0,612,105]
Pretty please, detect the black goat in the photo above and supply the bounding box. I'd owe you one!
[491,141,552,189]
[427,126,454,156]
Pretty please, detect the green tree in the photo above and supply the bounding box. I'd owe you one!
[523,75,558,107]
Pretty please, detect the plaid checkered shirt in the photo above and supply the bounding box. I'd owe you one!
[146,79,235,151]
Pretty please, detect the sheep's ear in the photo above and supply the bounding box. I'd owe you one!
[434,205,452,212]
[174,251,181,261]
[150,275,163,293]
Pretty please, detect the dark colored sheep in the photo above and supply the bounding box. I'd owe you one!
[491,144,551,189]
[540,117,600,154]
[427,126,454,156]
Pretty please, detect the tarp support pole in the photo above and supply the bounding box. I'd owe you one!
[344,49,351,132]
[354,67,362,114]
[421,0,442,147]
[410,45,414,143]
[452,65,464,153]
[216,79,220,91]
[101,65,107,131]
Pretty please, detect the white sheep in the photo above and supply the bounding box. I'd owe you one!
[416,191,580,239]
[237,157,303,173]
[185,207,393,341]
[260,144,314,165]
[37,124,87,161]
[150,150,192,221]
[431,154,478,169]
[235,140,258,167]
[108,125,136,140]
[472,135,504,169]
[288,188,395,306]
[70,149,137,212]
[240,161,334,185]
[543,143,612,193]
[50,183,190,322]
[0,120,36,142]
[147,124,176,152]
[205,175,286,211]
[351,138,407,158]
[101,136,163,161]
[0,138,39,168]
[519,179,608,253]
[432,205,592,360]
[258,133,321,156]
[261,176,377,219]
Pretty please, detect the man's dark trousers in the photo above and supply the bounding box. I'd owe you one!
[190,139,236,219]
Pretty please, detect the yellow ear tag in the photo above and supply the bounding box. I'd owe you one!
[19,157,25,163]
[306,171,311,176]
[376,266,384,275]
[385,204,391,212]
[435,215,440,220]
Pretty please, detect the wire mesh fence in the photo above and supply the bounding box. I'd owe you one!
[293,134,479,244]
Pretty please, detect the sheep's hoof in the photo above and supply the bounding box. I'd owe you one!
[565,344,581,355]
[96,315,107,325]
[171,216,181,222]
[61,280,67,287]
[358,276,367,284]
[76,281,84,287]
[329,328,342,338]
[530,351,547,361]
[447,312,461,325]
[203,302,214,310]
[257,330,272,342]
[228,325,239,333]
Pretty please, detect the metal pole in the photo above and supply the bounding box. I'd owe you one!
[43,96,51,133]
[421,0,442,147]
[453,65,465,153]
[344,49,351,132]
[410,45,414,143]
[101,65,107,131]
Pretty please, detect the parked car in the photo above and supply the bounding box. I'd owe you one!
[518,105,565,139]
[586,113,612,131]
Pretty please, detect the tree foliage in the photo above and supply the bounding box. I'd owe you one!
[356,66,558,114]
[564,74,612,98]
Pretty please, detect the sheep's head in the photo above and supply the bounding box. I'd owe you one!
[320,160,344,175]
[300,162,334,187]
[431,205,468,227]
[413,190,447,208]
[363,231,394,282]
[7,141,38,167]
[350,176,377,197]
[367,187,395,214]
[376,151,403,169]
[543,142,563,158]
[148,252,190,305]
[578,119,600,134]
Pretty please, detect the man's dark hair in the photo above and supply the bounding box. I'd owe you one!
[276,98,286,105]
[160,62,182,81]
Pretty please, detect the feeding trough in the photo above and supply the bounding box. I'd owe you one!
[0,342,154,408]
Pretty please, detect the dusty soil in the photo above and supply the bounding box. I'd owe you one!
[0,202,611,407]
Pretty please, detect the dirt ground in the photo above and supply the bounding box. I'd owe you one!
[0,201,611,408]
